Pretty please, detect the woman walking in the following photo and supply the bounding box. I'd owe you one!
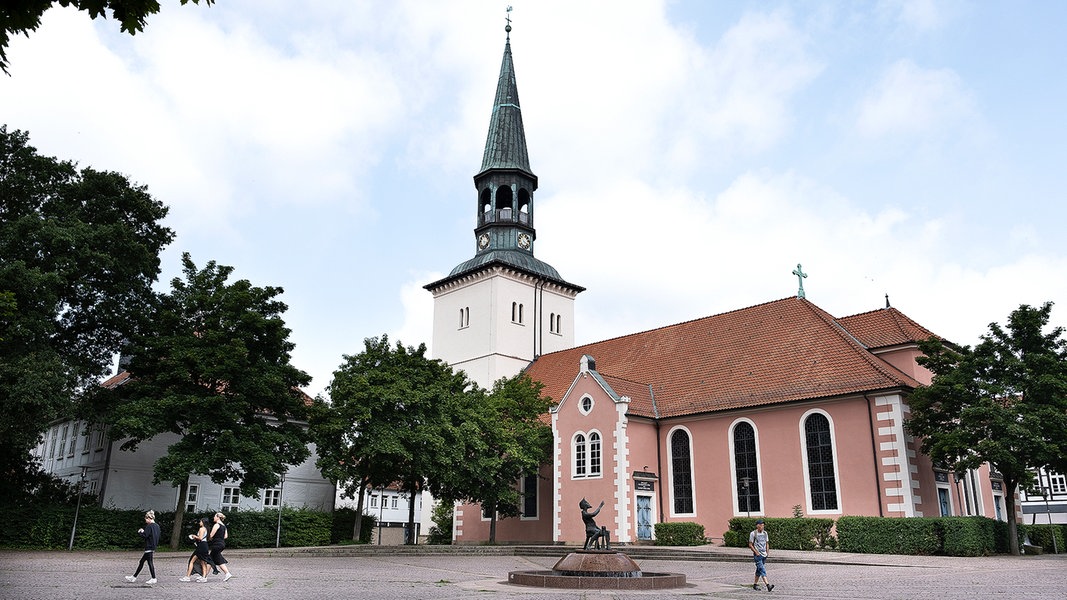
[209,512,233,581]
[124,510,160,585]
[180,518,213,582]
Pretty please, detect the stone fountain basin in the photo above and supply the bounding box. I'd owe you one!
[508,550,687,590]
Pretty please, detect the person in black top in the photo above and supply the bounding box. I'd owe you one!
[209,512,233,581]
[125,510,160,585]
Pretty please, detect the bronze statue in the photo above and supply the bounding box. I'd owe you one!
[580,498,610,550]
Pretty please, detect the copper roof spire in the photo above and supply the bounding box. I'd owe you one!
[478,8,532,177]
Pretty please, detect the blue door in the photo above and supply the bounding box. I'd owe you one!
[637,496,652,540]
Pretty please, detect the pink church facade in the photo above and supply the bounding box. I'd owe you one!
[454,297,1012,544]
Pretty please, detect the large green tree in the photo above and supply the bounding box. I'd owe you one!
[431,373,554,544]
[0,125,173,500]
[906,302,1067,555]
[309,335,479,544]
[1,0,214,74]
[89,253,311,547]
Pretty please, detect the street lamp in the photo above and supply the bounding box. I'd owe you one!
[377,487,385,545]
[275,471,286,548]
[68,466,88,551]
[1043,484,1058,554]
[740,477,752,519]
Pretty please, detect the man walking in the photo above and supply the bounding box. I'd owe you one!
[748,519,774,592]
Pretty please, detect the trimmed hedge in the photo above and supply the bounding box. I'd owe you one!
[1019,523,1066,553]
[654,522,705,546]
[4,503,375,550]
[837,516,1006,556]
[724,517,836,550]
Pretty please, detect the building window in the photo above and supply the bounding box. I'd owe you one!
[222,487,241,507]
[58,424,69,459]
[574,433,587,477]
[512,302,525,324]
[549,312,555,333]
[482,504,494,519]
[580,396,593,414]
[555,314,562,334]
[733,421,761,513]
[186,484,200,513]
[93,424,107,451]
[671,429,694,514]
[264,488,281,508]
[521,474,538,518]
[369,495,377,508]
[1050,473,1067,495]
[81,423,91,454]
[49,429,57,459]
[803,412,839,511]
[391,496,398,509]
[459,307,469,329]
[67,423,77,457]
[589,432,602,477]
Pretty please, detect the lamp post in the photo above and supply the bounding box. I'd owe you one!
[68,466,88,551]
[740,477,752,519]
[275,471,286,548]
[377,487,385,545]
[1043,484,1058,554]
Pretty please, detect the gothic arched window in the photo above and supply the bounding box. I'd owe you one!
[589,432,602,476]
[671,429,694,514]
[804,412,839,511]
[574,433,587,477]
[733,422,761,513]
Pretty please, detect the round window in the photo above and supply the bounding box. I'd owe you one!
[580,396,593,413]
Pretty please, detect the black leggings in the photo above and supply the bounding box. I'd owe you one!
[134,551,156,578]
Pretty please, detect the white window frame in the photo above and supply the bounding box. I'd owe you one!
[799,409,843,515]
[221,487,241,508]
[728,417,764,517]
[666,425,697,517]
[186,484,200,513]
[264,488,282,508]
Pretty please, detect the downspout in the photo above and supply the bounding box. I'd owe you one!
[651,384,664,522]
[864,393,884,517]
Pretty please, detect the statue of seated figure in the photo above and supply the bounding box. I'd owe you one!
[580,498,611,550]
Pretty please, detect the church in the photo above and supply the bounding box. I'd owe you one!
[425,25,1009,545]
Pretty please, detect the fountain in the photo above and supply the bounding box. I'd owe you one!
[508,498,687,590]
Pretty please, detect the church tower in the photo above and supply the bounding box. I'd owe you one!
[425,22,583,389]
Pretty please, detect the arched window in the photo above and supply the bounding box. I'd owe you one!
[549,312,556,333]
[671,429,694,514]
[574,433,587,477]
[518,303,524,324]
[480,188,492,213]
[733,422,761,513]
[495,185,513,211]
[555,314,562,334]
[804,413,839,511]
[512,302,518,323]
[589,432,602,476]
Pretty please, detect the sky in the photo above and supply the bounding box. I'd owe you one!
[2,0,1065,398]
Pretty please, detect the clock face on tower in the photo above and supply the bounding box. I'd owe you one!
[478,233,490,249]
[517,233,531,250]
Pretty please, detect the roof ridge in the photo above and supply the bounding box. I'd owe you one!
[800,300,921,388]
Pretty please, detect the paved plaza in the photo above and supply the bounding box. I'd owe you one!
[1,545,1063,600]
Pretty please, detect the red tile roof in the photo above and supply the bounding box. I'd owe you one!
[526,297,925,419]
[836,307,940,349]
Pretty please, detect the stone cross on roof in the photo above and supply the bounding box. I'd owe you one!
[792,263,808,299]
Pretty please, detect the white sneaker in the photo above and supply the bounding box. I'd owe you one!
[146,578,157,584]
[223,572,232,582]
[179,576,191,582]
[124,576,135,583]
[196,576,208,583]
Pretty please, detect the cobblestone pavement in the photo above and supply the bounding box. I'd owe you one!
[1,546,1063,600]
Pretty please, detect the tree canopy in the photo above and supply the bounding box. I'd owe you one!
[431,373,554,543]
[0,125,173,500]
[89,252,311,546]
[309,335,480,543]
[1,0,214,74]
[906,302,1067,555]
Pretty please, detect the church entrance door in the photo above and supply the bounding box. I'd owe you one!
[636,496,653,540]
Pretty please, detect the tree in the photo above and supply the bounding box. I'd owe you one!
[906,302,1067,555]
[309,335,478,544]
[89,253,311,548]
[0,125,173,500]
[1,0,215,74]
[431,373,554,544]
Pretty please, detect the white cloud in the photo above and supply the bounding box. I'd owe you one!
[855,59,977,139]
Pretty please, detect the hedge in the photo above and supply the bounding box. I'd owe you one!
[1019,523,1066,554]
[837,516,1006,556]
[4,503,375,550]
[723,517,836,550]
[654,522,705,546]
